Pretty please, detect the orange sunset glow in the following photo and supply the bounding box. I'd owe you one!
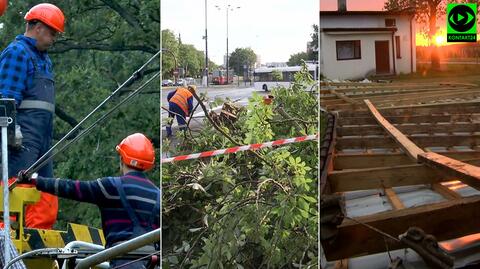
[416,28,449,47]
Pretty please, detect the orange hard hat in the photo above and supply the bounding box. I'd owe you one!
[116,133,155,171]
[24,3,65,33]
[0,0,7,17]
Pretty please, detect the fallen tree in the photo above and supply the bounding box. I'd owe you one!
[162,63,319,268]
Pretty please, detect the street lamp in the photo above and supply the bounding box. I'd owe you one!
[215,4,240,85]
[204,0,209,87]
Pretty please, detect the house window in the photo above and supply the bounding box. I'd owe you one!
[336,40,361,60]
[395,36,401,59]
[385,18,396,27]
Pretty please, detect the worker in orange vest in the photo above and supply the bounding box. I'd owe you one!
[166,85,195,137]
[0,3,65,229]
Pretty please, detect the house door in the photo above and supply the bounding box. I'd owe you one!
[375,41,390,74]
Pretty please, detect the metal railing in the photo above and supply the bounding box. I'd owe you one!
[61,241,107,269]
[75,228,160,269]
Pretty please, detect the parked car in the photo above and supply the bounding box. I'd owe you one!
[162,79,173,86]
[175,78,186,86]
[184,77,196,85]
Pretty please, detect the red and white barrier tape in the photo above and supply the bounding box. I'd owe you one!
[162,134,319,163]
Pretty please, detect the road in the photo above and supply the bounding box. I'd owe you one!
[161,85,269,119]
[161,84,270,138]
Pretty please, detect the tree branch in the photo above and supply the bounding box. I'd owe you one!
[100,0,143,30]
[118,67,161,95]
[55,105,79,128]
[188,88,273,166]
[276,106,303,131]
[50,42,157,54]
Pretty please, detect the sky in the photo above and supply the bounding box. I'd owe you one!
[161,0,318,65]
[320,0,386,11]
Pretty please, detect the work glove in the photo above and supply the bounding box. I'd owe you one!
[17,170,37,184]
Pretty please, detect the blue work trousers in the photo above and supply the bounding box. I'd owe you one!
[166,102,187,137]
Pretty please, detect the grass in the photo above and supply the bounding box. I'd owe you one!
[394,63,480,85]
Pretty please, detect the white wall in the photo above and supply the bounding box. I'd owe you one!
[320,14,416,79]
[321,15,392,28]
[321,32,394,80]
[393,16,416,74]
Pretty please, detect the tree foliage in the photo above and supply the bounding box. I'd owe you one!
[384,0,442,39]
[307,24,318,61]
[162,64,318,268]
[384,0,442,67]
[162,30,180,79]
[178,44,203,78]
[288,52,309,66]
[228,47,257,75]
[0,0,160,230]
[288,24,318,66]
[162,29,218,79]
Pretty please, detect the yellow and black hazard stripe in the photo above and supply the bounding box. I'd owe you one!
[65,223,105,246]
[22,223,105,252]
[22,228,67,252]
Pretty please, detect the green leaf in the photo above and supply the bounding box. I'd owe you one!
[298,197,309,212]
[302,195,317,203]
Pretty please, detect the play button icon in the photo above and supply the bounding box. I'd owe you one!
[448,4,476,32]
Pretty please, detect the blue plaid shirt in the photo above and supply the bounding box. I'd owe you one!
[0,234,26,269]
[0,35,53,105]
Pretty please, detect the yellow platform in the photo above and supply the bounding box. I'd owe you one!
[0,186,105,268]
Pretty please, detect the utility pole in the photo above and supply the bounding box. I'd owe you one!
[226,5,229,85]
[204,0,209,86]
[216,3,240,85]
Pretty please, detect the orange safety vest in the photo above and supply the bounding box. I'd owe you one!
[25,191,58,229]
[0,179,58,230]
[169,87,192,115]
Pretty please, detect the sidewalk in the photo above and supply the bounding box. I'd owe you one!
[161,117,203,158]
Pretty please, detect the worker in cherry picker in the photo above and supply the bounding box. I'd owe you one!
[0,3,65,229]
[18,133,160,268]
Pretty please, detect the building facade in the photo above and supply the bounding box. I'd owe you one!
[320,9,416,80]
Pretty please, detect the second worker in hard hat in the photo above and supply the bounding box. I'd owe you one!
[166,85,196,137]
[18,133,160,269]
[0,3,65,229]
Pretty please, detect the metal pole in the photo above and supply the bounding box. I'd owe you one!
[75,228,160,269]
[2,124,9,264]
[4,248,59,269]
[61,241,106,269]
[226,6,229,85]
[205,0,209,86]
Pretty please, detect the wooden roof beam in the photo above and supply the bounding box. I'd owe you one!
[322,195,480,260]
[419,152,480,191]
[334,151,480,170]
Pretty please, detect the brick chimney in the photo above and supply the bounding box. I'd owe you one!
[338,0,346,12]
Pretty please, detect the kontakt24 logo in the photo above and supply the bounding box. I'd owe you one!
[447,3,477,42]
